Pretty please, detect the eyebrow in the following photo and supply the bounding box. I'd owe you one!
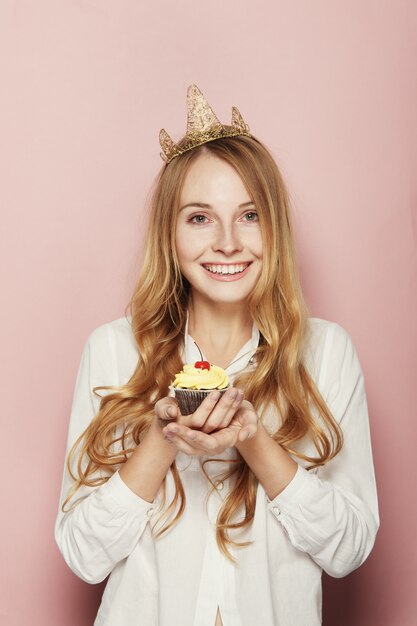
[179,201,255,211]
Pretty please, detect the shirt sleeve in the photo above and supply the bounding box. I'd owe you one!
[54,323,154,584]
[267,322,379,578]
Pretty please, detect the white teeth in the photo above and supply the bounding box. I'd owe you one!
[204,263,249,275]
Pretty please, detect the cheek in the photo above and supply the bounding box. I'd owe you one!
[174,224,188,265]
[175,224,211,265]
[255,235,263,258]
[175,225,200,267]
[243,230,263,259]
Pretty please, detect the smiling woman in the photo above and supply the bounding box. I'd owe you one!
[55,85,379,626]
[175,152,263,308]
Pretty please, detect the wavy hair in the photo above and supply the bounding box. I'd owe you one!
[63,134,343,561]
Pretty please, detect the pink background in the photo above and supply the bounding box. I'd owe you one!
[1,1,416,624]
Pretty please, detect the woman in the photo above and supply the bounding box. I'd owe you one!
[55,85,379,626]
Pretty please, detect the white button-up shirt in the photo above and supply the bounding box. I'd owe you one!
[55,316,379,626]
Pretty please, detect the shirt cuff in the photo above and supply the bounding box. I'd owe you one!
[267,464,312,518]
[100,471,155,515]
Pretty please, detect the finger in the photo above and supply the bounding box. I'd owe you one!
[154,398,179,423]
[239,399,256,413]
[164,424,220,453]
[181,425,237,453]
[184,390,222,428]
[209,427,239,450]
[163,431,203,456]
[212,389,245,430]
[201,388,244,433]
[237,423,258,441]
[235,404,259,441]
[239,403,259,427]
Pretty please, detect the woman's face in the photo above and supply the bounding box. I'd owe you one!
[175,152,263,308]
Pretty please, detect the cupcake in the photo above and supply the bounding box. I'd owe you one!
[170,358,229,415]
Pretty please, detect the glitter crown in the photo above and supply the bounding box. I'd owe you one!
[159,84,251,164]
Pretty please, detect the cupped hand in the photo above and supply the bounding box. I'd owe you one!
[156,396,259,457]
[154,387,244,433]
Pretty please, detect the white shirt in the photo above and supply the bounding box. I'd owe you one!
[55,316,379,626]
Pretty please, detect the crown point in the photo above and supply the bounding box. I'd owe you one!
[187,84,222,136]
[188,84,202,97]
[159,86,251,164]
[232,107,250,133]
[159,128,180,162]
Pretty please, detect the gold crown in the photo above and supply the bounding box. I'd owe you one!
[159,84,251,163]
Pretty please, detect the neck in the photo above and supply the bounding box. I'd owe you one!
[187,295,253,368]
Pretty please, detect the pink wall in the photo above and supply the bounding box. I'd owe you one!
[1,1,416,624]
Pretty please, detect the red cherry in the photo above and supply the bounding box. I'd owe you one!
[193,341,210,370]
[195,360,210,370]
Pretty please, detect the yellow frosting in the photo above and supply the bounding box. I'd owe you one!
[172,364,229,390]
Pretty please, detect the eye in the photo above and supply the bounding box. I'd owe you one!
[242,211,258,222]
[189,214,210,224]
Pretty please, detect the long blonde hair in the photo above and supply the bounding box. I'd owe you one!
[63,134,343,561]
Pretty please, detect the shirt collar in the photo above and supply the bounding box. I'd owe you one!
[183,311,260,379]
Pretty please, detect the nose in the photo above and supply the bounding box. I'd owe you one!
[212,223,243,256]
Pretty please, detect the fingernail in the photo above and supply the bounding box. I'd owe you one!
[210,391,221,401]
[227,388,238,400]
[236,390,244,402]
[166,407,176,418]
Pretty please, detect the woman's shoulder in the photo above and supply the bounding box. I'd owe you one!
[87,315,135,348]
[303,317,359,383]
[85,315,138,383]
[306,316,354,349]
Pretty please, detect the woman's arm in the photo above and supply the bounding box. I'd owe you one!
[164,323,379,578]
[235,422,298,498]
[55,324,176,584]
[55,324,247,583]
[118,421,177,501]
[117,388,245,497]
[236,323,379,578]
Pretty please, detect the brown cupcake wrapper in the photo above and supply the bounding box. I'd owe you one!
[169,386,229,415]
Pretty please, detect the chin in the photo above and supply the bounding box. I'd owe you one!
[197,286,257,307]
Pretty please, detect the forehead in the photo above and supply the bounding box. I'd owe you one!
[179,153,251,205]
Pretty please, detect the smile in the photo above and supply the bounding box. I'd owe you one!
[202,263,250,275]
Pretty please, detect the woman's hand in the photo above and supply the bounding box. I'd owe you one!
[155,393,259,457]
[154,387,244,433]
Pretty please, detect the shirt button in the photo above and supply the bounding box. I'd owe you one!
[147,508,154,517]
[273,506,281,516]
[217,481,224,490]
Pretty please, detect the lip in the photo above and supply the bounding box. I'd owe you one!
[201,261,253,282]
[202,262,252,266]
